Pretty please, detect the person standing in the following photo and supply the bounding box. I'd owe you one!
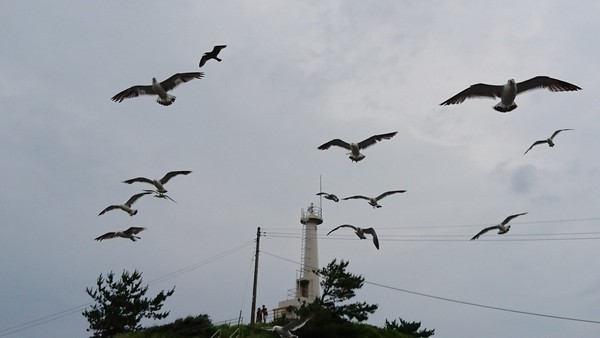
[261,305,268,322]
[256,307,263,323]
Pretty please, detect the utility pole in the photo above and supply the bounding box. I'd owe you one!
[250,226,261,326]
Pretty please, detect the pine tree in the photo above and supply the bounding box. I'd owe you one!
[315,259,378,322]
[82,270,175,337]
[385,317,435,337]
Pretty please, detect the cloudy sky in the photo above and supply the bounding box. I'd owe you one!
[2,1,600,337]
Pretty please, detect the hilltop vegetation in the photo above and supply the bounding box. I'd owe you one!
[88,260,433,338]
[115,314,423,338]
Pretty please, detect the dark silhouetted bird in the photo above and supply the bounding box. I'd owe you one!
[317,192,339,202]
[199,45,227,67]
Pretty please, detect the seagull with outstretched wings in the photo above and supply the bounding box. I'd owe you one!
[95,227,146,242]
[342,190,406,208]
[524,129,573,154]
[123,170,192,194]
[317,131,398,162]
[111,73,204,106]
[327,224,380,250]
[265,315,312,338]
[440,76,581,112]
[471,212,528,240]
[98,192,151,217]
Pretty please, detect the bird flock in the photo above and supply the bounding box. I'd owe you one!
[96,171,192,241]
[96,46,227,242]
[317,76,581,250]
[99,43,582,337]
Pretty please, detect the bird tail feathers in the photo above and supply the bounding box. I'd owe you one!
[157,95,176,106]
[493,102,517,112]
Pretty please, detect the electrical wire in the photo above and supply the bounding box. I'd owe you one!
[364,281,600,324]
[261,216,600,231]
[0,239,255,337]
[260,249,600,325]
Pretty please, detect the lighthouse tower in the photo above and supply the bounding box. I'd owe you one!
[274,203,322,319]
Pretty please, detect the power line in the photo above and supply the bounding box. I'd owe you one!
[261,216,600,231]
[0,239,255,337]
[148,240,254,285]
[264,233,600,242]
[364,281,600,325]
[262,249,600,325]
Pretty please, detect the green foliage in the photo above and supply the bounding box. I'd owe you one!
[116,321,253,338]
[385,318,435,337]
[143,314,215,337]
[82,270,175,338]
[315,258,378,322]
[281,320,413,338]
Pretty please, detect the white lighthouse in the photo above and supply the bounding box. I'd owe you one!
[274,203,322,319]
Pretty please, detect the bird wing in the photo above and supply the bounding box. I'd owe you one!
[95,232,118,241]
[524,140,547,154]
[124,227,146,235]
[470,225,500,240]
[440,83,503,105]
[212,45,227,53]
[362,227,380,249]
[125,191,151,206]
[160,72,204,92]
[160,170,192,184]
[375,190,406,201]
[500,212,528,225]
[516,76,581,95]
[317,139,351,150]
[357,131,398,149]
[550,128,574,140]
[327,224,358,236]
[341,195,371,201]
[111,85,155,102]
[283,316,312,331]
[199,55,210,67]
[123,177,154,185]
[98,205,119,216]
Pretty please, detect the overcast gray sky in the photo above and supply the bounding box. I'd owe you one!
[2,1,600,337]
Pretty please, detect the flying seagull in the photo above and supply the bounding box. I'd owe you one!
[265,315,312,338]
[95,227,146,242]
[199,45,227,67]
[143,189,177,203]
[317,131,398,162]
[123,170,192,194]
[342,190,406,208]
[524,129,574,154]
[317,192,339,202]
[471,212,528,240]
[98,191,151,217]
[440,76,581,112]
[327,224,380,249]
[111,72,204,106]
